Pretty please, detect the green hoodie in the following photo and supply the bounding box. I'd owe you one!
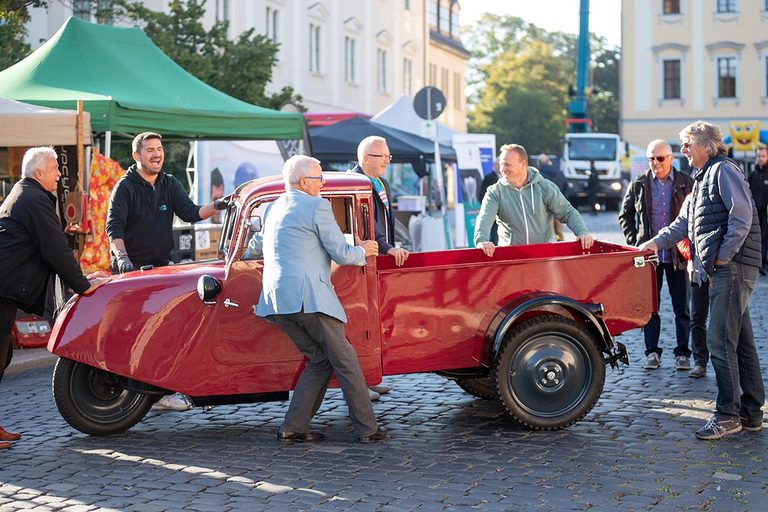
[474,167,589,246]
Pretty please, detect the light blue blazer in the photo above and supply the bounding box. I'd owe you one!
[255,189,366,323]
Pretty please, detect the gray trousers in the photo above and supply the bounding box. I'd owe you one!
[273,312,378,437]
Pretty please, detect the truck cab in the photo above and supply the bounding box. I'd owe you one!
[562,133,626,211]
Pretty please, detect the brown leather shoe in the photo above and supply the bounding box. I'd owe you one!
[358,427,388,444]
[277,430,325,442]
[0,441,12,449]
[0,426,21,441]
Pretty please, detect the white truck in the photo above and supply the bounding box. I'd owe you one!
[562,133,627,211]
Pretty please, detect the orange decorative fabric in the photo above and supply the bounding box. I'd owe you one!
[79,149,125,273]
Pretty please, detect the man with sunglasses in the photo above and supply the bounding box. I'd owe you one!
[619,139,694,371]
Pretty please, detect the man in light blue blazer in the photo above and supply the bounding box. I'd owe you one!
[256,155,387,443]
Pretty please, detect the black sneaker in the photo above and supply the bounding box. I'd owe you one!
[695,416,742,440]
[741,417,763,432]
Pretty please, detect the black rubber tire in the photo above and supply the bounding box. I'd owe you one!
[454,377,495,400]
[52,358,153,436]
[492,315,605,430]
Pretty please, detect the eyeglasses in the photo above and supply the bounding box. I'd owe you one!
[648,155,671,162]
[367,153,393,162]
[304,175,325,183]
[681,142,693,150]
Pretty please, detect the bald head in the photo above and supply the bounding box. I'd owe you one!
[646,139,674,180]
[646,139,672,155]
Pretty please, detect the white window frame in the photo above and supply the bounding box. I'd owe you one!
[758,43,768,105]
[266,6,280,44]
[403,58,413,96]
[309,23,322,74]
[714,54,739,101]
[377,48,388,93]
[344,36,356,84]
[661,58,682,101]
[715,0,736,13]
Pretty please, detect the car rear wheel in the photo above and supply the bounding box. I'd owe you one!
[492,315,605,430]
[52,358,153,436]
[454,377,494,400]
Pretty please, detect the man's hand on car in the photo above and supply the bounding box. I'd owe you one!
[387,247,409,267]
[213,198,229,210]
[477,241,496,257]
[578,234,595,250]
[117,255,134,273]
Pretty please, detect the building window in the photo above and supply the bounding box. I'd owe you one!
[377,49,388,92]
[453,72,462,110]
[429,63,437,86]
[450,1,460,38]
[662,0,680,14]
[441,68,450,98]
[266,6,279,43]
[345,37,356,84]
[216,0,230,22]
[439,0,450,33]
[716,0,736,13]
[405,0,411,10]
[403,58,413,96]
[73,0,90,20]
[717,56,737,97]
[428,1,438,28]
[309,23,322,73]
[663,60,681,99]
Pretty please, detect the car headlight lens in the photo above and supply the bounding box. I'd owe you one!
[610,182,623,191]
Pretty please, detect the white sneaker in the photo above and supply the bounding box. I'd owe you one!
[151,394,192,411]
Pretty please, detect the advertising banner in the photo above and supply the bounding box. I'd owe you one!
[451,134,496,246]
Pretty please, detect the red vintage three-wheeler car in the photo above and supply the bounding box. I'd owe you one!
[49,173,657,435]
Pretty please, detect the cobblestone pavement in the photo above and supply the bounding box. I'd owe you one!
[0,213,766,511]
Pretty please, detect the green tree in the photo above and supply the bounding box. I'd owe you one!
[0,1,47,71]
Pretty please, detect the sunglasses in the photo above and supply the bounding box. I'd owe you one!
[648,155,671,162]
[367,153,393,162]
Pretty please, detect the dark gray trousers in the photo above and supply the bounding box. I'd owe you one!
[273,312,378,437]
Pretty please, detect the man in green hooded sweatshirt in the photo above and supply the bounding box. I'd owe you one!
[474,144,594,257]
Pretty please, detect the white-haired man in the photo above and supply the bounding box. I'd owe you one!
[0,147,95,448]
[641,121,764,440]
[256,155,387,443]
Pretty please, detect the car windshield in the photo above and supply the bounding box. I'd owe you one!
[568,138,618,161]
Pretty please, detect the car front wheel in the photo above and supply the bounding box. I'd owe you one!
[52,358,153,436]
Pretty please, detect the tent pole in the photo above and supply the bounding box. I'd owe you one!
[105,131,112,159]
[76,100,84,191]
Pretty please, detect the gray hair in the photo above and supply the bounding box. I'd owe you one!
[22,147,57,178]
[282,155,321,188]
[646,139,672,155]
[536,154,550,167]
[679,121,728,158]
[357,135,387,163]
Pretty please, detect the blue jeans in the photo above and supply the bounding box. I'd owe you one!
[707,261,765,421]
[689,283,709,367]
[644,263,691,358]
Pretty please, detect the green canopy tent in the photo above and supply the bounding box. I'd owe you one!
[0,17,303,140]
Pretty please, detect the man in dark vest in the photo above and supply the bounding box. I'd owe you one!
[641,121,764,440]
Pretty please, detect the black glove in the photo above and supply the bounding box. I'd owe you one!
[117,255,134,273]
[213,198,229,210]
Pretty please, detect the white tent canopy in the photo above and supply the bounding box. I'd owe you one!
[0,97,92,147]
[372,94,457,146]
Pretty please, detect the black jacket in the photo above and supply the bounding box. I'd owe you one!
[619,168,694,270]
[748,164,768,212]
[106,165,202,268]
[0,178,90,314]
[350,166,395,254]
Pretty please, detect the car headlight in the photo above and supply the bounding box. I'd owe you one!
[610,182,623,191]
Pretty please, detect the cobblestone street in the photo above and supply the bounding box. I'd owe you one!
[0,212,766,511]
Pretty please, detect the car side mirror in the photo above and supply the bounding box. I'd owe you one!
[197,275,222,304]
[249,215,262,234]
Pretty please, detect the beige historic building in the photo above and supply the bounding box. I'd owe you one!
[621,0,768,156]
[25,0,468,131]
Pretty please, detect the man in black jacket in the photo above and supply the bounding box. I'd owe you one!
[619,139,694,372]
[747,147,768,274]
[106,132,227,274]
[0,147,95,447]
[106,132,226,411]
